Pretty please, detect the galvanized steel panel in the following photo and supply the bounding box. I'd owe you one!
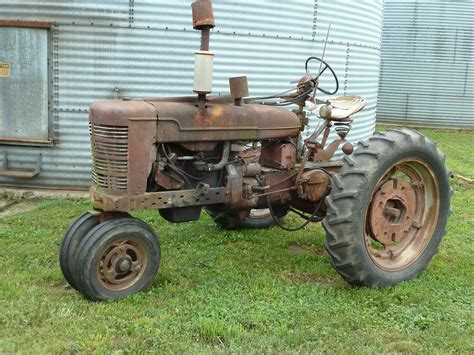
[134,0,315,39]
[377,0,474,128]
[314,1,384,47]
[0,0,383,189]
[0,0,130,26]
[303,0,383,146]
[0,27,49,141]
[58,26,200,109]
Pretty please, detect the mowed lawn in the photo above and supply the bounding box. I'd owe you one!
[0,128,473,353]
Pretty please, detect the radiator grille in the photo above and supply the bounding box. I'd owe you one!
[90,123,129,190]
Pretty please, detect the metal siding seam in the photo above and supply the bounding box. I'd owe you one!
[312,0,318,41]
[52,25,59,141]
[344,44,350,96]
[129,0,134,27]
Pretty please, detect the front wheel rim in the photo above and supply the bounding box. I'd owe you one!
[365,158,440,271]
[97,237,148,291]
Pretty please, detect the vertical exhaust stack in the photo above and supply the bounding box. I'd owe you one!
[191,0,215,105]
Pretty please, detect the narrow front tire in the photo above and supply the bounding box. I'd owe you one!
[74,218,160,301]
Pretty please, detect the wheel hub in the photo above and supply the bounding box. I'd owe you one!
[98,239,146,289]
[369,179,416,245]
[116,257,132,273]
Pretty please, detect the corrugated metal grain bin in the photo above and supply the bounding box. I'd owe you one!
[377,0,474,128]
[0,0,383,189]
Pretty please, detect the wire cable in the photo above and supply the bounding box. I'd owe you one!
[255,168,328,231]
[265,187,328,231]
[160,144,212,182]
[250,87,313,106]
[246,87,298,102]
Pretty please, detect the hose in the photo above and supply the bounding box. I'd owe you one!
[206,142,230,171]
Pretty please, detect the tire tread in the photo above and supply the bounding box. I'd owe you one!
[323,128,451,288]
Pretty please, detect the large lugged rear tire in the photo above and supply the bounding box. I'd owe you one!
[323,128,452,287]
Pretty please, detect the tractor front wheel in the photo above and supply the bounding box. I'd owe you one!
[59,211,131,290]
[323,128,452,287]
[60,212,100,290]
[73,218,160,301]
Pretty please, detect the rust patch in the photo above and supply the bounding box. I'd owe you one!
[260,142,296,170]
[191,0,215,29]
[297,169,331,202]
[194,105,224,126]
[0,20,52,29]
[369,179,417,245]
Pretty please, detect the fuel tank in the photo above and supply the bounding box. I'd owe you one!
[89,96,301,143]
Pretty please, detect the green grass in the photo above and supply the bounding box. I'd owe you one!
[0,128,473,353]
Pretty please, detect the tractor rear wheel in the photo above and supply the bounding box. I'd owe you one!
[323,128,452,287]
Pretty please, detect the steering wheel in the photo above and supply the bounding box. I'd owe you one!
[305,56,339,96]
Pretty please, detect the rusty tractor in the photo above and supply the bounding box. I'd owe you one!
[60,0,452,301]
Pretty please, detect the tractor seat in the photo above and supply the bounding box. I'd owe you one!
[318,96,367,121]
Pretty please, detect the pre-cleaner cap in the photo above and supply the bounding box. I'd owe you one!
[191,0,215,30]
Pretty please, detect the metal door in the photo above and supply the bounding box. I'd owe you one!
[0,26,49,142]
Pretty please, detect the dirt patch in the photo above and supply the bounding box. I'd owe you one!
[0,201,40,218]
[288,244,325,256]
[385,340,422,353]
[47,283,76,293]
[0,200,16,212]
[279,271,343,286]
[1,187,88,200]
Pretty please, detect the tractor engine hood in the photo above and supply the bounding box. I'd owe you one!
[89,97,301,144]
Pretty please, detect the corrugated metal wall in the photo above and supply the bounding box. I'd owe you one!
[377,0,474,128]
[0,0,383,189]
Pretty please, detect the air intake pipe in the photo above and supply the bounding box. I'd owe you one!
[229,76,249,106]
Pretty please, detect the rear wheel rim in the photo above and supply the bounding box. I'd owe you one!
[365,158,440,271]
